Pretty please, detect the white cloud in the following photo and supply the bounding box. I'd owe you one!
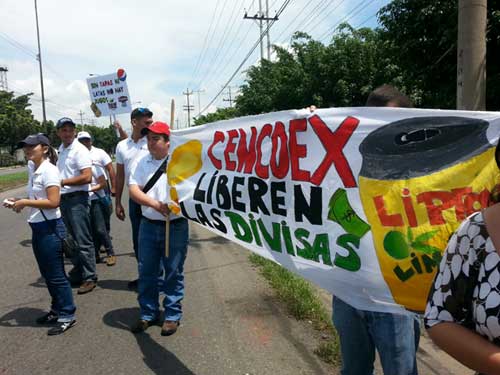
[1,0,388,128]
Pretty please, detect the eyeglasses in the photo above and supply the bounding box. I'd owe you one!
[136,107,151,114]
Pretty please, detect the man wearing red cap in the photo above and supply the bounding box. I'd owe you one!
[128,121,189,336]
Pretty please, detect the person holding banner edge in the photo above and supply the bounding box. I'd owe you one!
[128,121,189,336]
[115,107,153,290]
[331,85,421,375]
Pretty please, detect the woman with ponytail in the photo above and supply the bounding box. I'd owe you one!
[3,133,76,335]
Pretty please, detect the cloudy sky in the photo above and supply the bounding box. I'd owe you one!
[0,0,389,131]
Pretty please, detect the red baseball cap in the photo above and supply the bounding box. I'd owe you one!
[141,121,170,136]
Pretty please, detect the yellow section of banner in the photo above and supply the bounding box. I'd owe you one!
[359,148,499,312]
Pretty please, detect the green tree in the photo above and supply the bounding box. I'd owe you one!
[378,0,500,110]
[235,27,402,115]
[0,91,42,153]
[193,107,239,126]
[74,124,118,154]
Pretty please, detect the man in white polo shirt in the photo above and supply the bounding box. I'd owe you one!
[77,131,115,234]
[128,121,189,336]
[56,117,97,294]
[115,107,153,290]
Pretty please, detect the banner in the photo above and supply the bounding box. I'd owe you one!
[86,68,131,117]
[167,108,500,314]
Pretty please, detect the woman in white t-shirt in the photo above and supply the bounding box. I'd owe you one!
[3,134,76,335]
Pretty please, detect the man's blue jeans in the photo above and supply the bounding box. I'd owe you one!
[129,198,142,259]
[30,218,76,322]
[60,192,97,282]
[90,198,114,256]
[138,217,189,322]
[332,296,420,375]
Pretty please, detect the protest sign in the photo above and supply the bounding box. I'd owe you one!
[86,68,131,117]
[167,108,500,314]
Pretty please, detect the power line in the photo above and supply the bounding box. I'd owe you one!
[187,0,224,88]
[200,0,293,114]
[318,0,377,42]
[196,0,246,90]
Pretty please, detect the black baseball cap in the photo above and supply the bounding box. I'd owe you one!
[131,107,153,120]
[56,117,76,129]
[17,133,50,148]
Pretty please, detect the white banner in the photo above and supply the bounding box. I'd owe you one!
[167,108,500,314]
[86,69,132,117]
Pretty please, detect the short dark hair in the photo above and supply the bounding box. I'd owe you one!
[366,84,413,108]
[131,107,153,120]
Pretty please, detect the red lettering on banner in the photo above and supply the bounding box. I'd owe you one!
[208,131,225,169]
[374,195,404,226]
[255,124,272,179]
[289,119,310,182]
[309,115,359,187]
[271,122,290,179]
[224,129,239,171]
[236,127,257,173]
[206,115,358,185]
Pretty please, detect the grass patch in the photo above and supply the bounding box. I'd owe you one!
[249,253,341,365]
[0,171,28,192]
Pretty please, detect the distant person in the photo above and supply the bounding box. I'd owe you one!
[129,121,189,336]
[332,84,420,375]
[56,117,97,294]
[424,142,500,374]
[78,131,116,266]
[77,130,115,233]
[3,133,76,335]
[115,108,153,290]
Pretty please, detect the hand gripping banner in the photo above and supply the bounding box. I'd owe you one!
[166,107,500,314]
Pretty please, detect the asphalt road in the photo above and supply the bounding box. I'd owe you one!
[0,186,335,375]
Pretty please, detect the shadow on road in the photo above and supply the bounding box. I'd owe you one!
[103,307,195,375]
[0,307,47,328]
[29,276,46,288]
[97,279,130,291]
[19,239,32,247]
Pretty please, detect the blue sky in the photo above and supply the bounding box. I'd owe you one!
[0,0,390,131]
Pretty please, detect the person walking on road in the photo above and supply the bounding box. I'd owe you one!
[114,108,153,290]
[77,131,116,233]
[56,117,97,294]
[129,121,189,336]
[78,131,116,266]
[3,133,76,335]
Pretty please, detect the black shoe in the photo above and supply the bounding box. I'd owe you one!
[130,318,158,334]
[36,311,58,325]
[47,320,76,335]
[127,279,138,290]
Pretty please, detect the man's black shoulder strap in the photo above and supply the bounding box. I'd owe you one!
[143,156,168,194]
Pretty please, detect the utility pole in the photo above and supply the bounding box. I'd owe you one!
[457,0,487,110]
[34,0,47,124]
[266,0,271,60]
[0,67,8,91]
[183,89,194,127]
[193,89,205,116]
[78,110,85,128]
[223,87,234,107]
[244,1,278,62]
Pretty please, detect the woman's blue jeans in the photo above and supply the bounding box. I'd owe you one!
[30,218,76,322]
[138,217,189,322]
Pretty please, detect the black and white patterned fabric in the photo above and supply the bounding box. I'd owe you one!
[424,211,500,343]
